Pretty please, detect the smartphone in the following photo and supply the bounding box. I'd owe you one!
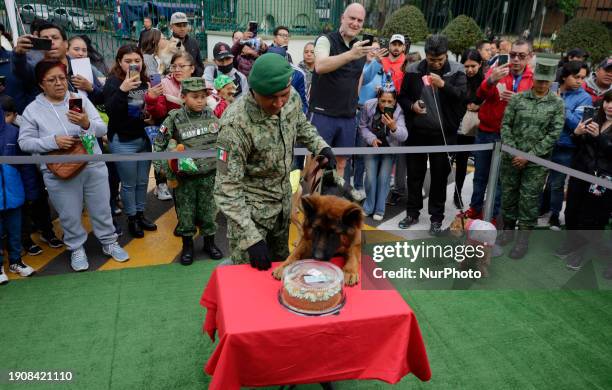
[362,34,374,47]
[68,97,83,113]
[30,37,52,51]
[550,81,559,94]
[497,54,509,66]
[149,73,161,86]
[582,106,596,123]
[248,21,258,37]
[383,106,395,116]
[129,64,139,79]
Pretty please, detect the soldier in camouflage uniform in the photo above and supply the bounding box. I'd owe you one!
[214,53,335,271]
[154,78,223,265]
[499,56,565,259]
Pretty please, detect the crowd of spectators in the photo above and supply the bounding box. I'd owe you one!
[1,6,611,283]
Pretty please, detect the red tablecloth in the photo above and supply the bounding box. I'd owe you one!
[200,260,431,389]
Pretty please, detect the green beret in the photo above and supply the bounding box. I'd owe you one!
[249,53,293,96]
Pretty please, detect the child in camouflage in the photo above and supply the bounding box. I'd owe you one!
[153,77,224,265]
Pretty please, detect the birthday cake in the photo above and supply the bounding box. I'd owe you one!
[279,260,344,315]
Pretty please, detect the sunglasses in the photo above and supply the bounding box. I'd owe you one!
[509,52,529,60]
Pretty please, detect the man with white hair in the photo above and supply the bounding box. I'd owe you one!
[308,3,372,177]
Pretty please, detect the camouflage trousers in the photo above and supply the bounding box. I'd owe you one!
[228,212,290,265]
[500,157,548,229]
[174,173,217,237]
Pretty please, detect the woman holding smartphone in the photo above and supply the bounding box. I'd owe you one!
[359,88,408,220]
[18,60,129,271]
[103,45,158,238]
[558,90,612,278]
[145,52,196,121]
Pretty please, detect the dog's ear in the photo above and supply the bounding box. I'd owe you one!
[342,204,363,228]
[301,195,317,222]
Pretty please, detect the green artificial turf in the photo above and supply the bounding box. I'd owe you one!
[1,261,611,390]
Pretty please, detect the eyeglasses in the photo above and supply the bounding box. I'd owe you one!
[509,52,529,60]
[42,75,67,84]
[170,64,193,71]
[276,33,290,38]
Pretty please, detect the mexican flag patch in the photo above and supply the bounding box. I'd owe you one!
[217,147,228,162]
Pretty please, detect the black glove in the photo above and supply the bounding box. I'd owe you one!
[318,147,337,170]
[247,240,272,270]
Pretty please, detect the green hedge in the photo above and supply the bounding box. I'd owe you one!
[381,5,428,43]
[553,18,612,64]
[442,15,484,57]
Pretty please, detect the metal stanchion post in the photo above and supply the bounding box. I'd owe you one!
[483,141,502,222]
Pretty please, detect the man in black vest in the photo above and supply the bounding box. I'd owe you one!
[309,3,372,177]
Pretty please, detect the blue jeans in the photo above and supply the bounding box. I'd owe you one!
[1,207,22,264]
[469,130,501,216]
[543,146,574,217]
[109,135,151,217]
[363,154,395,216]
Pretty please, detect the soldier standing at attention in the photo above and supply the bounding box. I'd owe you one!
[154,78,224,265]
[214,53,336,271]
[499,57,565,259]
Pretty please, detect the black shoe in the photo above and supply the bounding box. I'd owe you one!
[128,216,144,238]
[398,215,418,229]
[136,211,157,231]
[509,230,530,259]
[566,251,585,271]
[453,191,464,210]
[548,214,561,231]
[386,191,403,206]
[203,235,223,260]
[429,221,443,236]
[40,233,63,248]
[181,236,194,265]
[23,237,43,256]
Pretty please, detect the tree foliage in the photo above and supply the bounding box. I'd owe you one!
[553,17,612,64]
[441,15,485,57]
[381,5,428,43]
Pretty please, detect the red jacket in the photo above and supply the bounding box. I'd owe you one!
[381,54,406,92]
[476,65,534,133]
[144,76,182,121]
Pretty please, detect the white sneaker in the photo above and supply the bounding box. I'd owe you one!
[70,247,89,272]
[102,242,130,262]
[0,265,8,285]
[373,214,384,221]
[155,183,173,201]
[9,261,35,277]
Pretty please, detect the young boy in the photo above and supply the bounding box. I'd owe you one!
[212,74,237,118]
[154,78,223,265]
[0,106,35,284]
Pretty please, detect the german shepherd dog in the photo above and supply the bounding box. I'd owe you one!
[274,194,364,286]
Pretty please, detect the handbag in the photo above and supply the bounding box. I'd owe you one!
[46,142,88,179]
[458,110,479,136]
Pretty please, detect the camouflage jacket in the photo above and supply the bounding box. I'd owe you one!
[153,106,220,176]
[214,89,329,250]
[501,90,564,158]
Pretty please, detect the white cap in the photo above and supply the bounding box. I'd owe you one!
[170,12,188,25]
[390,34,405,44]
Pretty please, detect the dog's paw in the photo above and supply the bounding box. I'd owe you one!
[343,271,359,286]
[272,266,285,280]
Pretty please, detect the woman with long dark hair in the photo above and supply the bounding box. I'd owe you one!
[454,49,484,209]
[558,90,612,278]
[103,45,157,238]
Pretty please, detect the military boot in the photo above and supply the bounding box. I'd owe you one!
[498,220,516,246]
[509,230,531,259]
[203,235,223,260]
[181,236,194,265]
